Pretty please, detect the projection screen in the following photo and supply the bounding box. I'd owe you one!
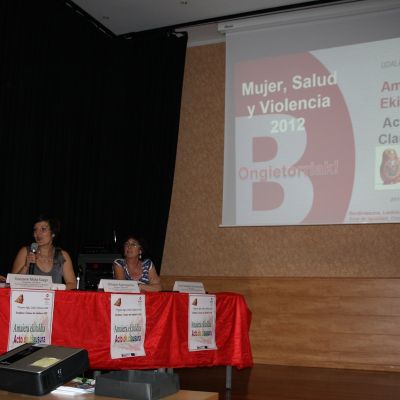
[221,0,400,227]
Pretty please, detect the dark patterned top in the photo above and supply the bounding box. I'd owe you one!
[113,258,153,285]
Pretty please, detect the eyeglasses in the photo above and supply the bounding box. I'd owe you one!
[124,242,140,248]
[33,226,50,234]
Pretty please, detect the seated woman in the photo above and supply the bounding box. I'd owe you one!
[11,215,77,290]
[113,235,162,292]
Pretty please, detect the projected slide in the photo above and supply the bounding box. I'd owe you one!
[229,37,400,226]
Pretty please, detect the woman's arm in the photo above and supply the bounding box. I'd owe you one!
[139,264,162,292]
[11,247,31,275]
[61,250,77,290]
[113,262,126,280]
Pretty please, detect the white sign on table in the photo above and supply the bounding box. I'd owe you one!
[188,294,217,351]
[173,281,205,293]
[7,273,53,290]
[8,289,55,350]
[98,279,140,293]
[110,294,146,359]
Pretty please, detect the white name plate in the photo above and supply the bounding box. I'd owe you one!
[51,283,66,291]
[7,273,53,290]
[173,281,205,293]
[98,279,140,293]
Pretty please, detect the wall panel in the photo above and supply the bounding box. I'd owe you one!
[161,276,400,371]
[161,42,400,370]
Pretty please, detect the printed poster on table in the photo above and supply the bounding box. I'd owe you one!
[188,294,217,351]
[8,289,54,350]
[110,293,146,359]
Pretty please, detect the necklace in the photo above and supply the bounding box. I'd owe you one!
[127,260,142,280]
[37,247,54,263]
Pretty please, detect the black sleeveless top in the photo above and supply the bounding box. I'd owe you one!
[27,246,65,284]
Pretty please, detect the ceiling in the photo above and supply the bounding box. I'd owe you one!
[68,0,344,46]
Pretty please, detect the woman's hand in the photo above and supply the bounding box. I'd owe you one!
[26,251,37,265]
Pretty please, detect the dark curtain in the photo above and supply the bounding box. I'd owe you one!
[0,0,187,274]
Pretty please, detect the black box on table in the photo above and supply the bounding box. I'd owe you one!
[0,343,89,395]
[95,369,180,400]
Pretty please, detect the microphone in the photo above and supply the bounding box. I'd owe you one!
[76,265,83,290]
[28,242,38,275]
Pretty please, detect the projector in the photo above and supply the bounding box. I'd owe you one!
[0,343,89,395]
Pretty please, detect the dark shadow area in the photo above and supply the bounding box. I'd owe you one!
[0,0,187,276]
[175,364,400,400]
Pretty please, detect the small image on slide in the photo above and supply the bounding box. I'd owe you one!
[375,145,400,190]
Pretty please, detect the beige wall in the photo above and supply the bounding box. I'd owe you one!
[160,43,400,371]
[161,42,399,278]
[161,276,400,371]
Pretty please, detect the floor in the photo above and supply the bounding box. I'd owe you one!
[175,364,400,400]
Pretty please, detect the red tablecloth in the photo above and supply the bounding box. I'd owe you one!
[0,289,253,370]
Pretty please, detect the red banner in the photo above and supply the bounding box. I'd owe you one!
[0,289,253,370]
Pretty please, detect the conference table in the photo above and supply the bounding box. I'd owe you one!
[0,289,253,387]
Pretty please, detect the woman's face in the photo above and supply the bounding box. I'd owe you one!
[123,238,142,259]
[33,220,53,245]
